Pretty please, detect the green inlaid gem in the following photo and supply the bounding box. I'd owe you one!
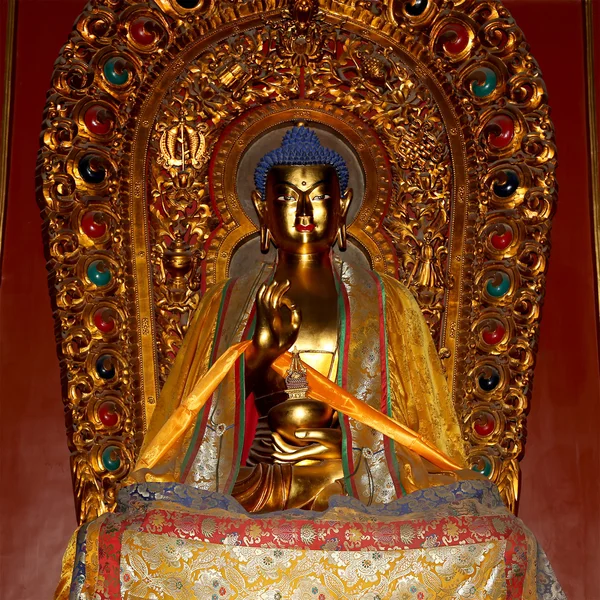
[104,57,130,86]
[102,445,121,471]
[486,271,510,298]
[87,259,112,287]
[471,67,497,98]
[471,455,493,477]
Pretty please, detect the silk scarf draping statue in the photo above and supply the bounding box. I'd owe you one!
[128,126,477,511]
[55,126,566,600]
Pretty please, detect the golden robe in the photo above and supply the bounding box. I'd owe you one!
[130,260,468,505]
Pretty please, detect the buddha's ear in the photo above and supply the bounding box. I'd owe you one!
[252,189,266,223]
[340,188,353,220]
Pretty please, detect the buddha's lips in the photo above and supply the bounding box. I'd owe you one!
[295,223,315,232]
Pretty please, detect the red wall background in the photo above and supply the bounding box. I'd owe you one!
[504,4,600,599]
[1,0,598,598]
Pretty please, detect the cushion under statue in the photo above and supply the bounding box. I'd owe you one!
[56,127,565,599]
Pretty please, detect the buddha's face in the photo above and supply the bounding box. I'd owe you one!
[253,164,352,254]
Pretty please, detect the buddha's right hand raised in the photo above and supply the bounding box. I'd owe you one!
[250,280,301,367]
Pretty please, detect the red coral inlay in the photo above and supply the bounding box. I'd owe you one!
[486,114,515,149]
[439,23,470,55]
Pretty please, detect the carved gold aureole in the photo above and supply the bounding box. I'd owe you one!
[38,0,556,522]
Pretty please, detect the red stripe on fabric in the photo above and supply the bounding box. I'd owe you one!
[241,304,258,466]
[340,278,351,390]
[504,526,529,599]
[96,510,145,597]
[370,271,403,498]
[241,304,256,342]
[210,280,236,365]
[241,391,256,466]
[134,508,520,553]
[181,280,236,482]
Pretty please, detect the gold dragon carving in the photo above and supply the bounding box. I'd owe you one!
[38,0,556,522]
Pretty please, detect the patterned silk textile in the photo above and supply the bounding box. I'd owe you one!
[57,481,565,599]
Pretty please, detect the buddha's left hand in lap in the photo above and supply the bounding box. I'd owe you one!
[272,427,343,463]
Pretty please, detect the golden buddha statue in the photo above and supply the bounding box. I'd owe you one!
[56,125,564,599]
[47,0,565,589]
[130,125,475,510]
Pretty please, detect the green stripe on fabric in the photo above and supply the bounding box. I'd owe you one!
[209,279,234,367]
[246,312,257,341]
[334,270,346,387]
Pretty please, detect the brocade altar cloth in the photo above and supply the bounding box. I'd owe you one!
[58,481,564,599]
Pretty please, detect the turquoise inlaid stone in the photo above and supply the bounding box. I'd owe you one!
[486,271,510,297]
[87,260,112,287]
[471,67,497,97]
[102,445,121,471]
[492,169,519,198]
[103,57,130,85]
[472,455,493,477]
[96,354,116,380]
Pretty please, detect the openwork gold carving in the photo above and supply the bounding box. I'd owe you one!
[38,0,556,521]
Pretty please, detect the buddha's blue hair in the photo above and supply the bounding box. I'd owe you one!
[254,126,349,198]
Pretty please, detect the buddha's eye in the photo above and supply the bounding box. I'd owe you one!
[312,194,330,201]
[277,195,296,202]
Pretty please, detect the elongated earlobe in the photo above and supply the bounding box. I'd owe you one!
[341,188,353,219]
[260,224,271,253]
[336,188,352,251]
[336,223,347,251]
[253,189,271,253]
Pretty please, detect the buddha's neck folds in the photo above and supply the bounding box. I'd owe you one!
[276,249,332,268]
[274,249,337,295]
